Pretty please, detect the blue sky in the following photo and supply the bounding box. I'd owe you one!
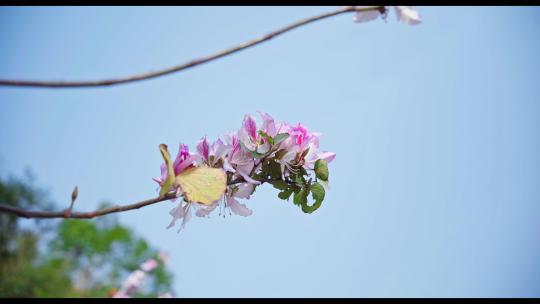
[1,6,540,297]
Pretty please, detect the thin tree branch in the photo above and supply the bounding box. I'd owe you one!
[0,6,381,89]
[0,176,292,219]
[0,192,178,219]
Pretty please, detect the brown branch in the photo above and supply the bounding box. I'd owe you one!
[0,173,296,220]
[0,6,381,89]
[0,178,252,219]
[0,192,178,219]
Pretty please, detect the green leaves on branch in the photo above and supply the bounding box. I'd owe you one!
[303,183,325,213]
[314,159,329,181]
[237,130,328,214]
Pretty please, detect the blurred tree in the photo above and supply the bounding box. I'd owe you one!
[0,172,173,298]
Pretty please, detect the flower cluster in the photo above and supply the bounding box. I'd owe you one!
[352,6,422,25]
[113,253,171,298]
[154,112,336,232]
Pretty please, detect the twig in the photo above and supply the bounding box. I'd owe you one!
[0,178,251,219]
[0,192,178,219]
[64,185,78,218]
[0,6,381,89]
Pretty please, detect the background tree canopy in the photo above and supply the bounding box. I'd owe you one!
[0,172,174,298]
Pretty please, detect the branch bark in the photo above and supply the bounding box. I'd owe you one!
[0,6,381,89]
[0,176,284,219]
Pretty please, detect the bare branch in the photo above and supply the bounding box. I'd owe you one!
[0,6,381,89]
[0,192,178,219]
[64,186,79,218]
[0,176,291,220]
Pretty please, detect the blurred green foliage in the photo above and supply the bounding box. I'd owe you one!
[0,173,174,298]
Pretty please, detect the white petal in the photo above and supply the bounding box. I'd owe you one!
[178,204,192,232]
[223,158,236,173]
[394,6,422,25]
[227,196,253,217]
[257,142,271,154]
[234,183,254,199]
[238,170,261,185]
[317,151,336,164]
[353,9,381,23]
[195,201,219,217]
[166,202,185,229]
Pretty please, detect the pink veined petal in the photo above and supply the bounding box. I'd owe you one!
[234,183,254,199]
[258,110,277,137]
[243,115,258,140]
[173,144,190,169]
[175,154,200,174]
[394,6,422,25]
[317,151,336,163]
[238,128,258,152]
[226,196,253,217]
[196,136,210,161]
[353,7,381,23]
[212,138,229,161]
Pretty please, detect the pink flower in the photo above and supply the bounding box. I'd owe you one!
[140,258,158,272]
[238,114,272,154]
[197,137,228,167]
[277,123,335,175]
[153,144,199,187]
[223,133,260,185]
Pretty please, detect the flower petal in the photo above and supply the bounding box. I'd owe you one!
[234,183,254,199]
[166,202,185,229]
[317,151,336,163]
[394,6,422,25]
[353,8,381,23]
[195,201,219,217]
[175,154,199,174]
[226,196,253,217]
[242,114,258,140]
[258,111,277,137]
[196,136,210,161]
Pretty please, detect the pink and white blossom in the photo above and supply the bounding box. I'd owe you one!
[156,112,335,231]
[353,6,422,25]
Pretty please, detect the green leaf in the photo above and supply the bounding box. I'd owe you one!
[273,133,290,145]
[301,182,325,213]
[278,188,293,200]
[258,130,274,145]
[293,187,308,207]
[294,173,304,185]
[159,144,175,197]
[314,159,329,181]
[267,160,282,179]
[318,179,330,190]
[270,180,289,190]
